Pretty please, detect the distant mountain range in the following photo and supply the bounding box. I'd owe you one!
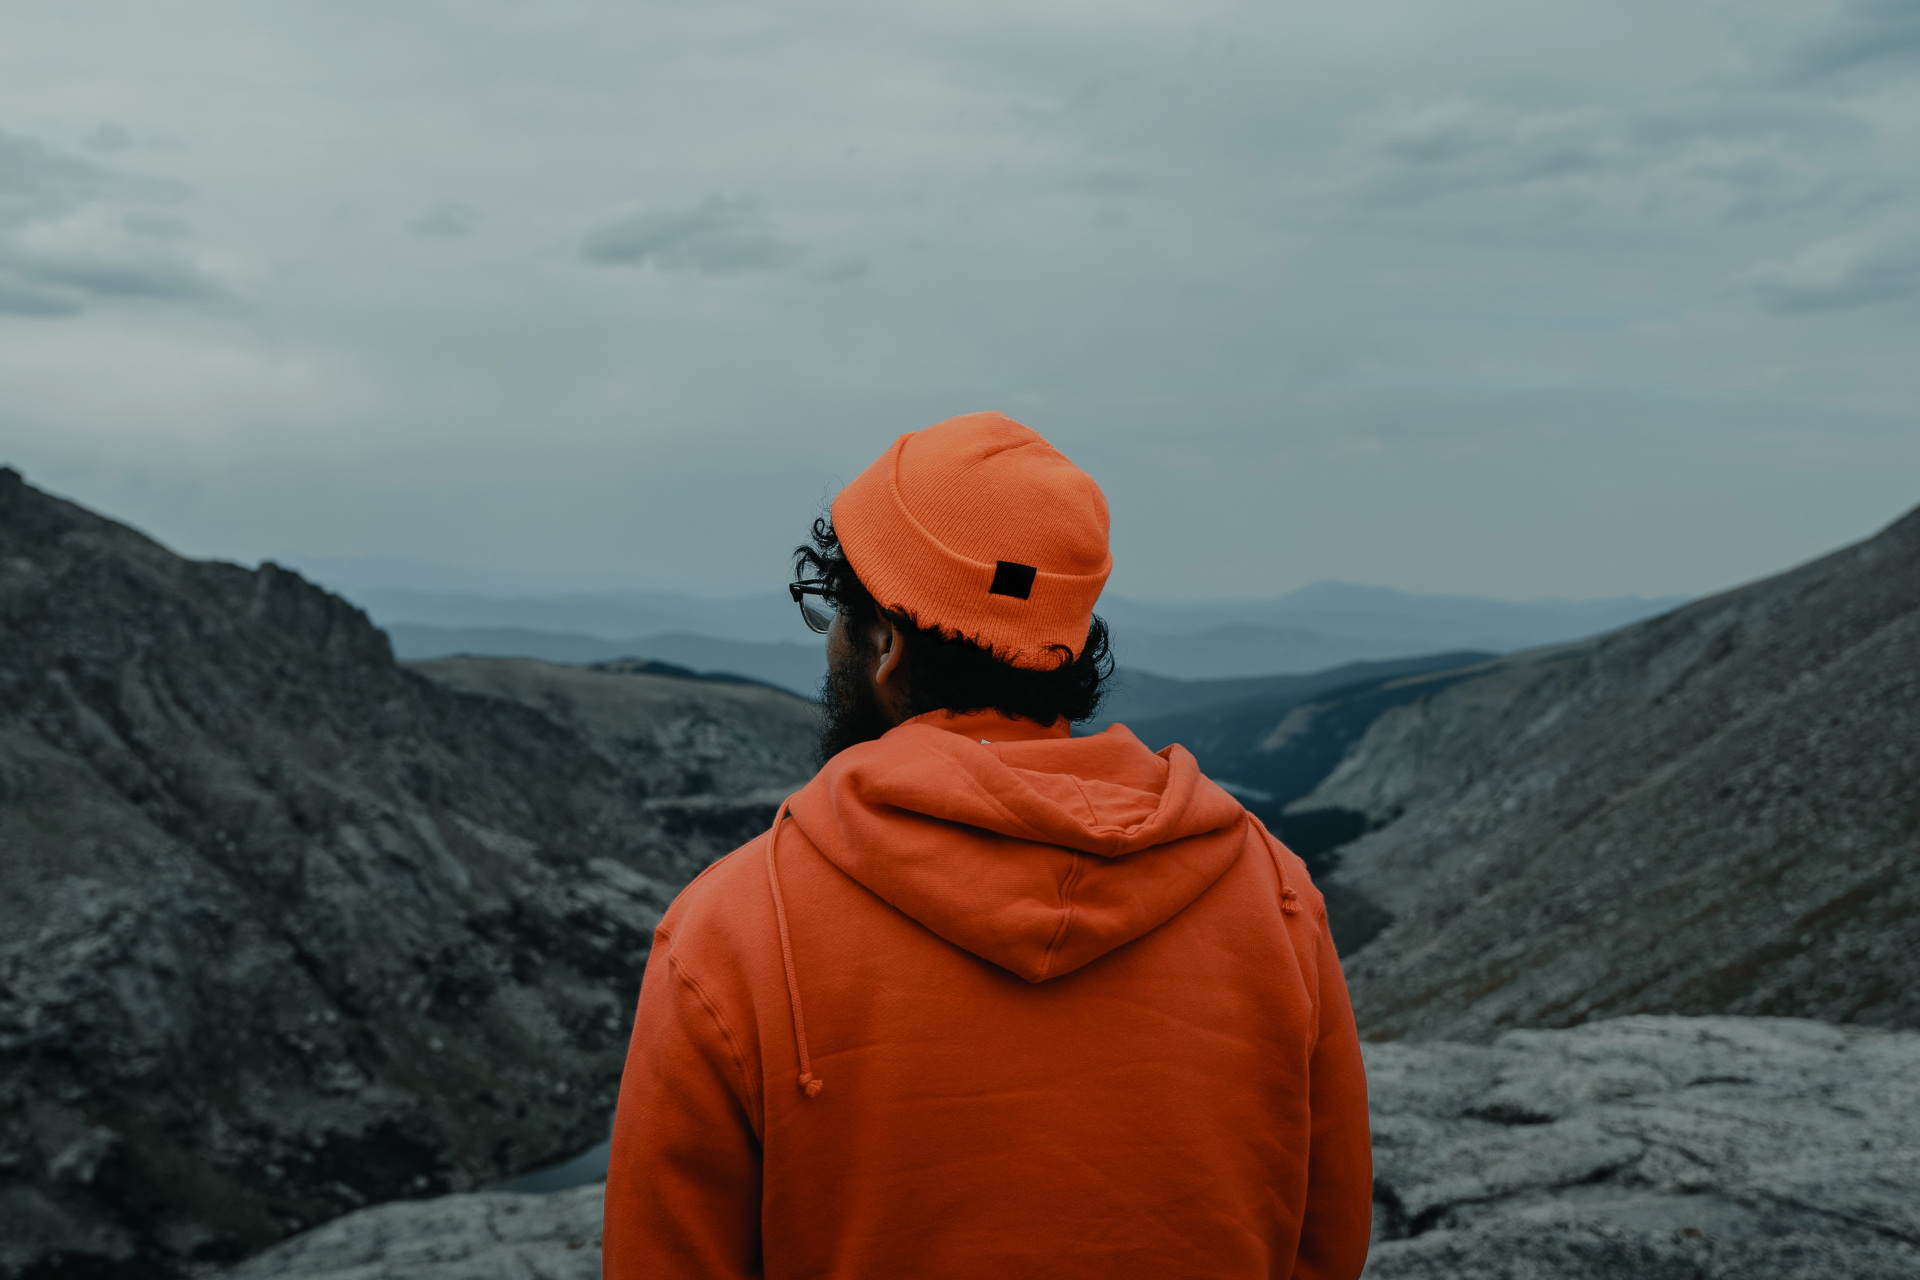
[1096,582,1691,652]
[323,575,1686,692]
[383,625,831,696]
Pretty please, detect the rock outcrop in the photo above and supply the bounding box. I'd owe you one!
[410,655,817,881]
[1291,503,1920,1041]
[0,470,818,1277]
[221,1184,604,1280]
[222,1016,1920,1279]
[1366,1016,1920,1278]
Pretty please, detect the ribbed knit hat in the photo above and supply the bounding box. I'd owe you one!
[831,411,1111,670]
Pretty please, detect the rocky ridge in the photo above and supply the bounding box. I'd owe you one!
[219,1016,1920,1279]
[0,470,818,1277]
[1292,503,1920,1041]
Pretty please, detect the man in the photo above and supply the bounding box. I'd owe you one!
[603,411,1372,1279]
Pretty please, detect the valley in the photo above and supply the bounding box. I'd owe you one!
[4,466,1914,1279]
[1296,503,1920,1042]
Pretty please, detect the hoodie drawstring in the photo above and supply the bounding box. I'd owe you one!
[765,802,825,1098]
[1256,824,1302,916]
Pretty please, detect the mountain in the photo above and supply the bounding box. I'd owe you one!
[1106,624,1470,681]
[221,1016,1920,1279]
[339,587,799,645]
[1286,503,1920,1042]
[383,625,829,697]
[322,577,1686,684]
[0,469,818,1279]
[1097,583,1690,648]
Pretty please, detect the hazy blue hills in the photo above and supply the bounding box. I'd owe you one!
[340,574,1685,691]
[352,587,795,646]
[1098,582,1688,651]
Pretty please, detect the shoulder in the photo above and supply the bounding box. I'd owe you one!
[655,827,778,964]
[1241,813,1331,926]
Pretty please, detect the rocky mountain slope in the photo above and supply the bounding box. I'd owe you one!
[1290,503,1920,1041]
[0,470,818,1278]
[411,656,816,879]
[1115,660,1491,856]
[219,1016,1920,1280]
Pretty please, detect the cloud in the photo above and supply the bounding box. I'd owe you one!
[1738,231,1920,312]
[1349,97,1619,208]
[579,197,801,274]
[1081,169,1150,196]
[1338,86,1889,236]
[85,123,131,153]
[0,131,219,319]
[0,279,82,317]
[0,132,119,228]
[1626,99,1866,150]
[818,254,868,283]
[124,212,191,240]
[409,201,480,239]
[1783,0,1920,83]
[7,252,218,301]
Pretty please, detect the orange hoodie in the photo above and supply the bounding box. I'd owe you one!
[603,710,1372,1279]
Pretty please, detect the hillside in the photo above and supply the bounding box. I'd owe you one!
[410,656,816,875]
[1114,659,1492,831]
[1289,503,1920,1041]
[1104,657,1494,951]
[0,470,818,1278]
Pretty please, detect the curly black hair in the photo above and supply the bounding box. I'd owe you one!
[795,517,1113,725]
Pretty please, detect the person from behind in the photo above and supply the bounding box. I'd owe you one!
[603,411,1373,1278]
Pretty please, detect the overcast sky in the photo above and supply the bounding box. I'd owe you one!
[3,0,1916,603]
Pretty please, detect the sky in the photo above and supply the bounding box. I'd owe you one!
[2,0,1916,603]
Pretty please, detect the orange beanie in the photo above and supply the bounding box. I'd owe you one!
[831,411,1111,670]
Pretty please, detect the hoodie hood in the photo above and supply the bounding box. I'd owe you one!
[786,709,1252,982]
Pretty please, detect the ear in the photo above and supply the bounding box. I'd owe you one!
[869,619,911,717]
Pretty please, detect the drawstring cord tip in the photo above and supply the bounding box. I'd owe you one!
[799,1072,825,1098]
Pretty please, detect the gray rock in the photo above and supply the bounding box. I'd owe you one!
[1364,1016,1920,1278]
[221,1184,603,1280]
[0,469,818,1276]
[1291,502,1920,1041]
[227,1016,1919,1280]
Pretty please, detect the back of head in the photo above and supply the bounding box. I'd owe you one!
[832,410,1112,670]
[801,411,1115,729]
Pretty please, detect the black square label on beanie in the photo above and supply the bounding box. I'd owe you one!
[989,561,1037,599]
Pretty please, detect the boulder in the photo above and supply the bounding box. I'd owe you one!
[1366,1016,1920,1278]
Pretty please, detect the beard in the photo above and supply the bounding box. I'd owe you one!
[815,637,895,766]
